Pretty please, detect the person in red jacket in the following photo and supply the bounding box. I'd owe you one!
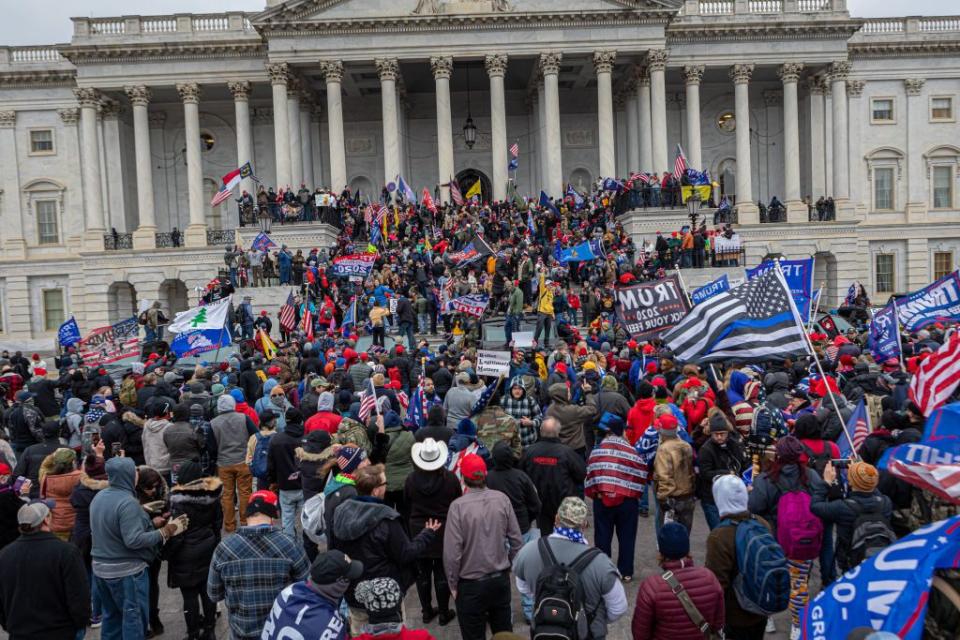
[626,381,657,446]
[631,522,724,640]
[304,392,343,435]
[352,576,434,640]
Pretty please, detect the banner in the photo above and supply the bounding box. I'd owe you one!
[476,350,511,377]
[713,234,742,256]
[877,402,960,501]
[801,515,960,640]
[332,253,377,278]
[691,274,729,305]
[746,258,814,321]
[77,318,140,365]
[170,328,230,359]
[868,304,901,361]
[168,297,232,335]
[57,317,82,348]
[251,232,276,252]
[894,271,960,331]
[450,294,489,318]
[447,234,494,268]
[615,275,690,342]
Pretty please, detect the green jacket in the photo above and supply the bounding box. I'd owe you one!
[507,286,524,315]
[384,428,415,492]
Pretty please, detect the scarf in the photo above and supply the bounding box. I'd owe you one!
[552,527,587,545]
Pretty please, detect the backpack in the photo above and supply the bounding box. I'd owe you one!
[532,538,603,640]
[660,570,723,640]
[249,431,272,479]
[119,377,138,408]
[721,517,790,616]
[301,493,327,544]
[843,498,897,568]
[137,310,149,326]
[776,490,823,560]
[801,442,833,478]
[748,403,787,446]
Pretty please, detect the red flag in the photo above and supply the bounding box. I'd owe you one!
[422,188,437,214]
[909,334,960,415]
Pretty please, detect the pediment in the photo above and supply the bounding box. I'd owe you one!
[254,0,682,25]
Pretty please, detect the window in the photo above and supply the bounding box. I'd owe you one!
[42,289,64,332]
[875,254,895,294]
[36,200,59,244]
[874,167,895,210]
[933,165,954,209]
[934,251,954,280]
[29,129,54,154]
[931,96,954,121]
[871,98,894,123]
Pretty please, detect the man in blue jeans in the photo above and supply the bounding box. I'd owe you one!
[90,457,189,639]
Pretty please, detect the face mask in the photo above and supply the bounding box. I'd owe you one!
[271,395,285,407]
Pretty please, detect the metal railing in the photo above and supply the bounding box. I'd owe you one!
[155,232,181,248]
[103,233,133,251]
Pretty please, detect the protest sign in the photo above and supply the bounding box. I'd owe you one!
[615,275,690,341]
[691,274,729,305]
[332,253,377,278]
[476,350,511,377]
[450,294,489,318]
[512,331,534,348]
[746,258,814,321]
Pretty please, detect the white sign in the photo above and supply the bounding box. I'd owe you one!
[476,350,511,377]
[389,298,398,314]
[512,331,534,348]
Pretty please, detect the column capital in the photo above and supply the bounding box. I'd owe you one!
[124,85,152,107]
[635,66,651,88]
[683,64,705,85]
[593,50,617,74]
[904,78,925,96]
[375,58,399,81]
[538,52,562,76]
[647,49,668,72]
[777,62,804,83]
[266,62,290,86]
[228,80,252,101]
[729,63,754,85]
[0,110,15,128]
[807,76,827,95]
[58,108,79,126]
[320,60,344,83]
[484,53,508,78]
[176,83,201,104]
[430,56,453,80]
[148,112,167,128]
[827,60,851,83]
[847,80,866,97]
[73,87,100,108]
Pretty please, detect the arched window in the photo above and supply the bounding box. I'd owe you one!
[864,147,904,212]
[924,145,960,210]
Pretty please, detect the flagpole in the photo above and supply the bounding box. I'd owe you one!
[774,261,859,459]
[807,284,824,334]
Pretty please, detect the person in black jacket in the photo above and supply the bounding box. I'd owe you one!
[0,501,90,640]
[5,391,44,458]
[520,417,586,533]
[0,463,27,552]
[385,346,415,394]
[429,361,453,401]
[415,406,455,444]
[164,461,223,640]
[26,370,63,419]
[268,408,307,540]
[12,419,61,499]
[697,410,747,531]
[395,293,417,352]
[237,360,263,413]
[69,452,108,626]
[487,441,541,538]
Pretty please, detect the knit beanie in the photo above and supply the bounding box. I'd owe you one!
[708,411,730,434]
[848,461,879,492]
[775,435,804,463]
[83,454,107,480]
[713,474,749,518]
[657,522,690,560]
[601,375,619,391]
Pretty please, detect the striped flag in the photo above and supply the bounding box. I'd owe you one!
[449,178,463,206]
[510,142,520,157]
[909,333,960,416]
[838,398,871,459]
[673,144,688,180]
[662,268,808,364]
[359,378,379,424]
[301,304,314,341]
[279,292,297,332]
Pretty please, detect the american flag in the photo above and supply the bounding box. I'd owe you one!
[449,179,464,206]
[630,172,649,185]
[279,292,297,332]
[359,378,379,424]
[211,187,233,208]
[510,142,520,158]
[909,333,960,416]
[673,144,688,181]
[838,398,871,459]
[301,304,314,341]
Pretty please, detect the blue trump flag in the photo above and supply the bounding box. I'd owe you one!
[691,274,730,305]
[801,515,960,640]
[893,271,960,331]
[559,239,605,263]
[251,232,276,252]
[171,327,230,359]
[58,317,81,347]
[566,184,585,209]
[868,303,901,361]
[746,258,815,321]
[396,176,416,203]
[539,191,560,215]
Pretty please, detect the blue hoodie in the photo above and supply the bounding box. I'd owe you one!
[90,457,164,573]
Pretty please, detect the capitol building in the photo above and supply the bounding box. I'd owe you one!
[0,0,958,345]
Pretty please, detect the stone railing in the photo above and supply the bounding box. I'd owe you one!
[860,16,960,35]
[687,0,842,16]
[0,46,68,66]
[73,13,255,39]
[103,233,134,251]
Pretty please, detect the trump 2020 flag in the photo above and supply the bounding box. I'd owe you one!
[167,297,232,335]
[58,317,81,347]
[171,328,230,359]
[801,515,960,640]
[450,294,489,318]
[868,304,901,362]
[251,232,276,252]
[691,274,730,305]
[894,271,960,331]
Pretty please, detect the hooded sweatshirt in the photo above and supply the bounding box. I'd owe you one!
[141,418,172,474]
[64,397,85,450]
[626,397,657,446]
[212,396,257,467]
[90,457,164,577]
[486,441,540,533]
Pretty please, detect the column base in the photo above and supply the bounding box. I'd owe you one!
[2,238,27,260]
[132,226,158,251]
[735,201,759,225]
[785,201,808,224]
[82,230,107,252]
[184,224,208,248]
[906,201,928,224]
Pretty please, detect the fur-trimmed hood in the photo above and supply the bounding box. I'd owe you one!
[295,447,329,463]
[122,411,145,427]
[169,476,223,508]
[79,473,109,491]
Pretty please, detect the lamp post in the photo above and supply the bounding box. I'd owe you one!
[686,188,702,229]
[463,64,477,149]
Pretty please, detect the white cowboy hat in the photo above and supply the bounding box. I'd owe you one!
[411,438,448,472]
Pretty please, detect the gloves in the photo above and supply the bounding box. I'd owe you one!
[160,515,189,541]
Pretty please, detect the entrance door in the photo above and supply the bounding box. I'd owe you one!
[455,168,492,203]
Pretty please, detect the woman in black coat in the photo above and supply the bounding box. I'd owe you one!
[164,461,223,640]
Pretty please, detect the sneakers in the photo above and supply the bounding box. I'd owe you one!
[765,618,776,634]
[90,615,102,629]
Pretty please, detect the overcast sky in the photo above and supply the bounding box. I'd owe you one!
[0,0,951,46]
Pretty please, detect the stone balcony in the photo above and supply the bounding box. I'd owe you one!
[70,13,257,42]
[681,0,848,17]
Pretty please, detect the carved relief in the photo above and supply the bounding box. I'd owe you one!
[266,62,289,86]
[346,137,375,155]
[227,80,251,101]
[73,88,100,109]
[778,63,804,84]
[58,108,79,125]
[0,111,16,128]
[413,0,511,14]
[904,78,925,96]
[376,58,399,81]
[485,53,508,78]
[563,130,595,148]
[647,50,668,72]
[593,51,617,75]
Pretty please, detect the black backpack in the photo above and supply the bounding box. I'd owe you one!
[801,442,833,478]
[843,498,897,568]
[533,538,603,640]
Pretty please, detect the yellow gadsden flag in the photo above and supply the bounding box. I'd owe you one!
[465,179,482,200]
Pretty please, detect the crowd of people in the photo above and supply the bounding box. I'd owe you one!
[0,174,955,640]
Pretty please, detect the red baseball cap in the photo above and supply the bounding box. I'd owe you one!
[459,454,487,481]
[656,414,679,431]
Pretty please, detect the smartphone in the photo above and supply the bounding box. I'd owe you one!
[13,476,27,494]
[111,442,121,456]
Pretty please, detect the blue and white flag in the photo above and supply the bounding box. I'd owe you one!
[251,232,276,252]
[450,293,489,318]
[876,402,960,502]
[801,515,960,640]
[559,239,605,263]
[602,178,623,193]
[746,258,815,322]
[341,298,357,331]
[171,328,230,359]
[526,210,536,235]
[691,274,730,305]
[539,191,560,215]
[566,184,584,209]
[868,304,901,362]
[845,282,858,306]
[57,317,82,348]
[396,175,416,203]
[894,271,960,331]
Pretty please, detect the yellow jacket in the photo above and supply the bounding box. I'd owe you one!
[537,273,554,316]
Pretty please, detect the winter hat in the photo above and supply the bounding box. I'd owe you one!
[211,383,225,397]
[708,411,731,434]
[601,375,619,391]
[217,394,236,413]
[176,461,204,485]
[83,455,107,480]
[848,462,879,492]
[657,522,690,560]
[793,413,821,439]
[229,388,245,403]
[246,490,279,519]
[457,418,477,437]
[459,453,487,481]
[310,550,363,585]
[355,577,403,617]
[189,404,204,417]
[304,430,332,454]
[775,435,804,463]
[258,410,277,427]
[555,497,589,529]
[336,446,367,475]
[637,381,654,399]
[317,392,335,412]
[0,462,11,477]
[713,474,749,518]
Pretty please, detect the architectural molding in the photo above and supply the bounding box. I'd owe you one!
[484,53,507,78]
[593,50,617,75]
[228,80,252,100]
[0,110,15,128]
[57,108,79,125]
[73,87,100,108]
[320,60,344,82]
[375,58,399,81]
[729,63,754,85]
[647,49,668,72]
[667,19,862,44]
[846,80,865,97]
[539,52,562,76]
[125,85,151,107]
[827,60,851,82]
[0,69,75,88]
[904,78,925,96]
[683,64,704,85]
[59,41,265,65]
[807,76,826,95]
[266,62,289,85]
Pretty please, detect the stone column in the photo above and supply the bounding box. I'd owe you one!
[540,52,563,197]
[287,78,303,189]
[486,53,509,202]
[527,92,541,189]
[846,80,865,217]
[778,63,805,222]
[0,111,25,256]
[376,58,401,187]
[538,78,548,192]
[648,50,669,174]
[300,94,315,190]
[57,109,81,248]
[829,61,850,204]
[177,83,207,247]
[904,78,927,221]
[267,62,291,189]
[125,86,157,249]
[321,61,347,191]
[311,106,324,187]
[807,78,826,199]
[683,65,705,170]
[730,64,758,222]
[431,56,455,204]
[625,84,640,173]
[636,68,652,173]
[74,88,105,248]
[594,50,617,179]
[228,81,255,198]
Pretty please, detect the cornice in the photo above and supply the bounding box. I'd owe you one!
[667,19,861,44]
[849,41,960,59]
[58,40,266,65]
[0,69,76,88]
